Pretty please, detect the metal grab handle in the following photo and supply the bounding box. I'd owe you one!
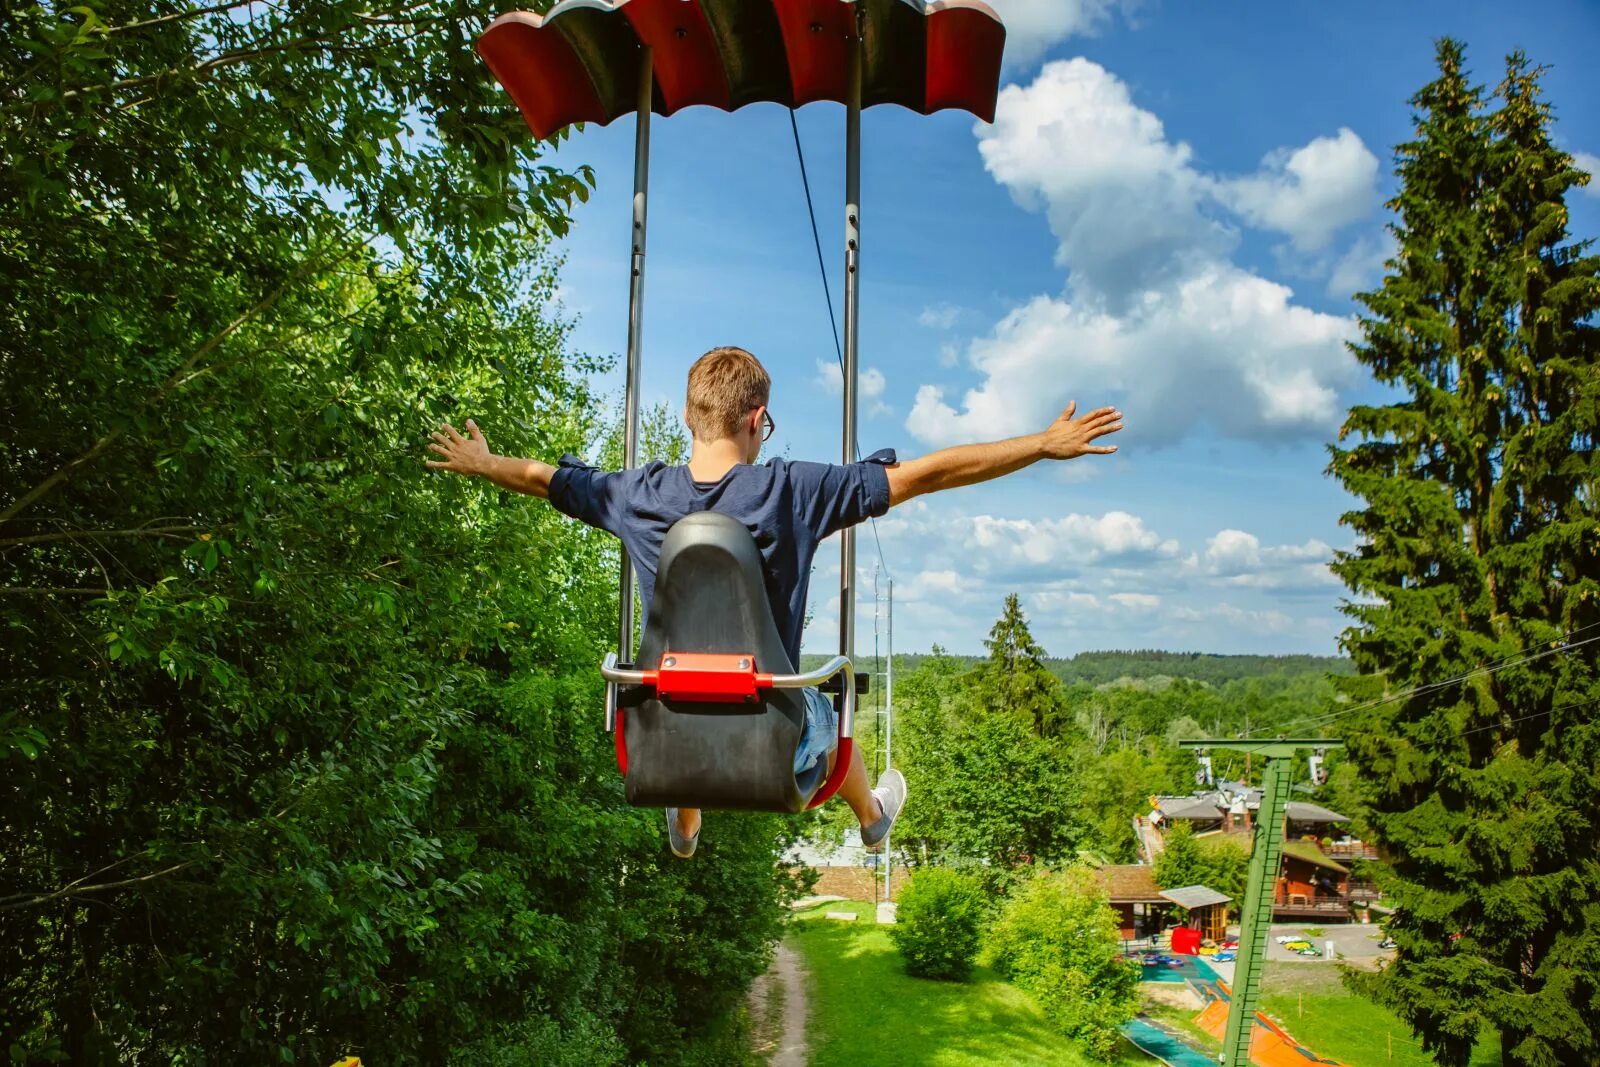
[600,652,854,740]
[771,654,855,742]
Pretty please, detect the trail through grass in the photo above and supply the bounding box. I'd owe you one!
[787,900,1152,1067]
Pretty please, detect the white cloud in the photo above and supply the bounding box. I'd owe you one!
[983,0,1142,69]
[814,360,891,416]
[977,59,1226,301]
[1572,150,1600,199]
[914,60,1360,450]
[803,498,1347,655]
[907,266,1355,448]
[918,303,968,329]
[1326,232,1392,299]
[965,511,1181,567]
[1212,128,1379,252]
[1185,529,1340,591]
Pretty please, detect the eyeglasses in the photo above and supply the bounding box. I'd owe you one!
[759,408,775,442]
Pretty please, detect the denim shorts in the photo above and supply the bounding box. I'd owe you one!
[794,687,840,775]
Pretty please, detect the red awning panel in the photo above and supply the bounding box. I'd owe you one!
[477,0,1005,141]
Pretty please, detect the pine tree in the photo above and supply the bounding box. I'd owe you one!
[1329,39,1600,1067]
[977,593,1069,737]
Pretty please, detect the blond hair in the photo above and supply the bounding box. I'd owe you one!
[685,346,771,440]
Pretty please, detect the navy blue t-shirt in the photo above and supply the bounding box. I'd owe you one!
[548,449,896,666]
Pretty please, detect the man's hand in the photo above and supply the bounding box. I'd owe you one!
[425,419,491,477]
[1038,401,1122,460]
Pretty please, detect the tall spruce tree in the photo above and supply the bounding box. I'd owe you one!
[978,592,1069,737]
[1329,39,1600,1067]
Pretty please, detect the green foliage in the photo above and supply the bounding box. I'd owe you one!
[889,867,989,981]
[983,868,1141,1061]
[1328,39,1600,1067]
[894,620,1082,878]
[0,1,791,1062]
[1152,823,1247,909]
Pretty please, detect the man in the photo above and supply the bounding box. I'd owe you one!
[426,346,1122,858]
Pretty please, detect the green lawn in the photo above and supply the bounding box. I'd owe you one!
[1259,992,1501,1067]
[787,900,1153,1067]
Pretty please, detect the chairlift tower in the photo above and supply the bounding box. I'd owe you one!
[1177,739,1344,1067]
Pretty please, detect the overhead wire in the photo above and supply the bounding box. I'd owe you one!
[788,107,891,581]
[1245,623,1600,743]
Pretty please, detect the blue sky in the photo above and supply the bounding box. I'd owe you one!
[531,0,1600,658]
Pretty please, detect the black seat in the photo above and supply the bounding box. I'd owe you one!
[619,513,828,812]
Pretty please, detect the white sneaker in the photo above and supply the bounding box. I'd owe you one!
[861,769,906,852]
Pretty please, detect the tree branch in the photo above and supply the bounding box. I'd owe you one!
[0,239,357,529]
[0,862,195,912]
[0,524,206,549]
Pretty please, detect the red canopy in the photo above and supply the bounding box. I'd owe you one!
[478,0,1005,140]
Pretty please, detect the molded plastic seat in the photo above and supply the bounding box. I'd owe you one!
[621,513,826,812]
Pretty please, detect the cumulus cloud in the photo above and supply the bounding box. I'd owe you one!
[1185,529,1340,592]
[1212,128,1379,252]
[977,59,1226,301]
[1572,150,1600,199]
[914,59,1364,450]
[814,359,891,415]
[907,266,1354,448]
[983,0,1142,69]
[802,499,1347,654]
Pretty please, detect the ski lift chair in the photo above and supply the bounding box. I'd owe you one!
[600,513,857,813]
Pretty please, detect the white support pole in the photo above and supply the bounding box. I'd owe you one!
[618,47,652,663]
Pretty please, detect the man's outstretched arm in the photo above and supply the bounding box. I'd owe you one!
[424,419,555,497]
[884,401,1122,507]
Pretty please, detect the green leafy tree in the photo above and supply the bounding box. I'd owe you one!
[895,618,1080,877]
[1329,39,1600,1067]
[984,867,1140,1061]
[0,2,791,1062]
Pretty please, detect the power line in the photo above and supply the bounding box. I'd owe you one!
[1255,625,1600,740]
[788,108,891,581]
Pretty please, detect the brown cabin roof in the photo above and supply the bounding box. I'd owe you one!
[1093,864,1167,904]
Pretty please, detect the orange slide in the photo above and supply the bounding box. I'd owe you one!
[1193,982,1343,1067]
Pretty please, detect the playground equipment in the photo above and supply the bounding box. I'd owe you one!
[475,1,1006,810]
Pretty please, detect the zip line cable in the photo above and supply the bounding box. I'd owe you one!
[788,107,891,581]
[1241,626,1600,746]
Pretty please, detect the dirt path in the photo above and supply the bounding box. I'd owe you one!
[748,939,811,1066]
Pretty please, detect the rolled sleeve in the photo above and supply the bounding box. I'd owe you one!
[792,448,897,540]
[548,454,623,533]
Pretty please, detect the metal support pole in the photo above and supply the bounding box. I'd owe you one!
[883,576,894,905]
[1177,739,1343,1067]
[1223,755,1290,1066]
[618,48,653,663]
[839,11,862,663]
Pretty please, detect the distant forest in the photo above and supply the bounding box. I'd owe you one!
[807,649,1352,689]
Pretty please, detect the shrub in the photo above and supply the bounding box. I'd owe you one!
[889,867,988,981]
[984,867,1140,1061]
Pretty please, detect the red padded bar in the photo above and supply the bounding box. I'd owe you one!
[807,736,852,809]
[925,2,1003,122]
[615,706,629,774]
[478,12,610,141]
[621,0,732,114]
[656,652,761,703]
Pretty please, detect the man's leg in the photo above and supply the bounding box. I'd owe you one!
[829,743,884,828]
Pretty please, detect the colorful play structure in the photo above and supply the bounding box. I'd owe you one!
[1191,977,1342,1067]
